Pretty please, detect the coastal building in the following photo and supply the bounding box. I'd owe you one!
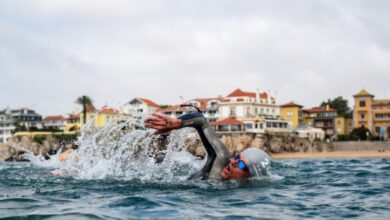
[122,98,159,116]
[95,106,121,127]
[80,104,97,125]
[0,108,15,143]
[159,97,223,122]
[291,125,325,141]
[217,89,288,133]
[214,118,244,132]
[11,108,43,130]
[280,102,304,128]
[80,105,131,128]
[43,115,66,131]
[64,114,81,132]
[353,89,390,138]
[303,106,337,137]
[334,116,353,136]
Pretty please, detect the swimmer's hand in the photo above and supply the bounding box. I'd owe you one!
[144,113,182,134]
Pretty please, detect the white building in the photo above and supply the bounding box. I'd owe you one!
[292,125,325,141]
[122,98,160,116]
[217,88,288,133]
[43,115,66,130]
[159,97,224,122]
[0,108,15,143]
[11,108,43,129]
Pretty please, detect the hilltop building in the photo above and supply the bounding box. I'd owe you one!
[280,102,304,128]
[11,108,43,130]
[123,98,159,116]
[353,89,390,138]
[216,89,288,133]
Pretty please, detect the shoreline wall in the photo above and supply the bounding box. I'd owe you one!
[331,141,390,151]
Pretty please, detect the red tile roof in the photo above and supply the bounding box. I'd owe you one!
[138,98,159,107]
[213,118,243,125]
[43,116,65,121]
[303,107,336,113]
[281,101,303,108]
[227,88,268,99]
[99,106,119,115]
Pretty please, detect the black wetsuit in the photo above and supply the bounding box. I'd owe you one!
[178,112,230,180]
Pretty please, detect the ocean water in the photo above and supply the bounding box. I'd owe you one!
[1,158,389,220]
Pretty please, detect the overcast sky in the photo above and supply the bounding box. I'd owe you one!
[1,0,389,115]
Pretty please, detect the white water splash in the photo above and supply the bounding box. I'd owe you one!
[30,116,204,181]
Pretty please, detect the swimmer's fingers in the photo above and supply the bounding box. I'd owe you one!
[144,123,165,130]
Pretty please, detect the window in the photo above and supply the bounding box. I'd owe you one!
[245,123,253,129]
[230,107,236,116]
[287,111,293,116]
[359,100,366,108]
[360,113,365,120]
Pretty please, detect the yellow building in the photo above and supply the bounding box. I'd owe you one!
[80,105,131,128]
[334,117,353,135]
[64,114,81,132]
[353,89,390,138]
[280,102,303,128]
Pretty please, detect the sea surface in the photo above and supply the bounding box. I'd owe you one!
[1,158,389,220]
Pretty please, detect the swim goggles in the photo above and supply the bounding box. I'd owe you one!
[234,154,249,172]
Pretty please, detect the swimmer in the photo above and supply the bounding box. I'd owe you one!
[50,145,78,176]
[144,109,270,180]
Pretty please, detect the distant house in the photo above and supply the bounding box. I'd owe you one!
[292,125,325,141]
[353,89,390,138]
[159,97,224,122]
[123,98,159,116]
[43,115,66,131]
[303,106,337,137]
[11,108,43,130]
[218,88,288,133]
[280,101,304,128]
[96,106,121,127]
[213,118,244,132]
[65,114,81,132]
[0,108,15,143]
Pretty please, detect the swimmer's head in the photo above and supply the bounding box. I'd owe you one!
[221,147,271,180]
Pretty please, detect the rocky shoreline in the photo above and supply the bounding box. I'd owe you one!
[1,132,389,161]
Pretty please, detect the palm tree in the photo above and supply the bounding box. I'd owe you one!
[75,95,93,124]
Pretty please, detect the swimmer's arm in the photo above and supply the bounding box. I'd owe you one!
[178,112,216,179]
[144,112,229,179]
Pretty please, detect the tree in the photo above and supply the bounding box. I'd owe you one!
[75,95,93,124]
[13,118,27,132]
[320,96,351,117]
[351,125,371,140]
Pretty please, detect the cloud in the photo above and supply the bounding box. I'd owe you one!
[0,0,389,115]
